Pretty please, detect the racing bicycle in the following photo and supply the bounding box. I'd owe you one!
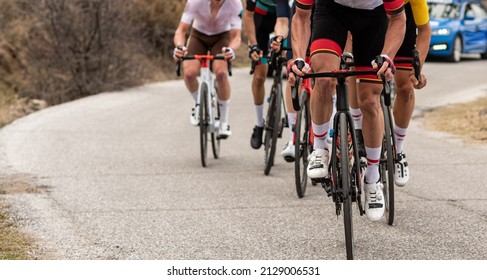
[177,54,232,167]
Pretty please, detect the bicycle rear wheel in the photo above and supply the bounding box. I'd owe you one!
[294,89,311,198]
[381,96,395,225]
[211,91,220,159]
[199,84,208,167]
[337,113,354,260]
[264,83,282,175]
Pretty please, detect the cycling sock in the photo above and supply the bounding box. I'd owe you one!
[255,104,264,127]
[365,146,381,183]
[287,112,296,142]
[218,99,230,124]
[312,121,330,150]
[394,125,408,154]
[191,91,198,103]
[350,107,362,130]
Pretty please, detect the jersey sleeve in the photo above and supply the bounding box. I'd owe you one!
[246,0,256,12]
[180,0,195,25]
[383,0,405,15]
[230,1,244,30]
[295,0,313,10]
[276,0,291,18]
[409,0,430,26]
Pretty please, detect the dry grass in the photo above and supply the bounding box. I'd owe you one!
[0,204,35,260]
[422,97,487,144]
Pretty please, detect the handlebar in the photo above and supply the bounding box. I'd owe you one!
[249,44,292,75]
[390,49,422,83]
[176,54,232,77]
[291,54,389,111]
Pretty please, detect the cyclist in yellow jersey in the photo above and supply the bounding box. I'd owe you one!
[392,0,431,186]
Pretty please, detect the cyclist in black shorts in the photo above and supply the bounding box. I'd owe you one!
[244,0,291,150]
[290,0,406,222]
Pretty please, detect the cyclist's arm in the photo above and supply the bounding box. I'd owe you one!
[380,0,406,57]
[416,22,431,68]
[291,2,312,61]
[173,21,191,48]
[228,28,242,51]
[243,3,257,46]
[274,0,290,39]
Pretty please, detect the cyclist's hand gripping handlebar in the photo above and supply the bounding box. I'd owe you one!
[411,49,422,84]
[375,55,393,106]
[291,59,306,111]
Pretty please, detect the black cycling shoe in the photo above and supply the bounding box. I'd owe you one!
[356,129,366,158]
[250,126,264,149]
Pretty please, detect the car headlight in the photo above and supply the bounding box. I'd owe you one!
[432,28,451,36]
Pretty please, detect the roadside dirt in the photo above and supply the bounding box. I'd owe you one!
[421,96,487,145]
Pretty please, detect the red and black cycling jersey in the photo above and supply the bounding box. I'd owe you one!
[246,0,290,17]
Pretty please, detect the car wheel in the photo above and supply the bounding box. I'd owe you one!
[448,36,462,62]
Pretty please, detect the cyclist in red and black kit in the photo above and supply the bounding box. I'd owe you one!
[290,0,406,222]
[244,0,291,150]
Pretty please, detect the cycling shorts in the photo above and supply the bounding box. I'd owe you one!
[396,3,417,70]
[186,29,231,56]
[310,1,388,82]
[254,12,277,61]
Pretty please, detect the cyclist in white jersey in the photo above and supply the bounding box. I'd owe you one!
[173,0,243,138]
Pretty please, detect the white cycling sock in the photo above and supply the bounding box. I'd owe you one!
[394,125,408,154]
[191,91,198,103]
[365,146,381,183]
[312,121,330,150]
[218,99,230,124]
[255,104,264,127]
[287,112,296,143]
[350,107,362,130]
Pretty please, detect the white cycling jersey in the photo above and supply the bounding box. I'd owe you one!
[181,0,243,36]
[334,0,382,10]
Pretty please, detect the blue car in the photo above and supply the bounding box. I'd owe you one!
[428,0,487,62]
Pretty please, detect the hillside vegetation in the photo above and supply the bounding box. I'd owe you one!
[0,0,188,125]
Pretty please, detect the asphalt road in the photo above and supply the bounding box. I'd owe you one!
[1,58,487,260]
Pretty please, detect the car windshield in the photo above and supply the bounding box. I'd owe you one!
[428,3,460,19]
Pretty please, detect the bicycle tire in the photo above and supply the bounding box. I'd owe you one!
[381,96,395,225]
[199,84,208,167]
[211,90,220,159]
[294,89,311,198]
[264,83,282,175]
[338,113,354,260]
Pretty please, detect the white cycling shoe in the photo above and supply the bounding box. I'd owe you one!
[364,180,385,222]
[394,152,409,187]
[306,148,329,179]
[281,141,295,162]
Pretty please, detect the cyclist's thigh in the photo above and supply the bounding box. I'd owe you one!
[310,1,348,59]
[187,29,210,55]
[210,31,231,56]
[396,3,416,65]
[349,6,387,68]
[255,13,276,57]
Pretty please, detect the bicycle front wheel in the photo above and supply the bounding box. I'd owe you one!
[294,89,311,198]
[381,97,395,225]
[337,113,354,260]
[199,84,208,167]
[264,83,282,175]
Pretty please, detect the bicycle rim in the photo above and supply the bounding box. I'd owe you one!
[199,85,208,167]
[382,98,395,225]
[338,113,354,260]
[264,84,281,175]
[211,93,220,159]
[294,90,310,198]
